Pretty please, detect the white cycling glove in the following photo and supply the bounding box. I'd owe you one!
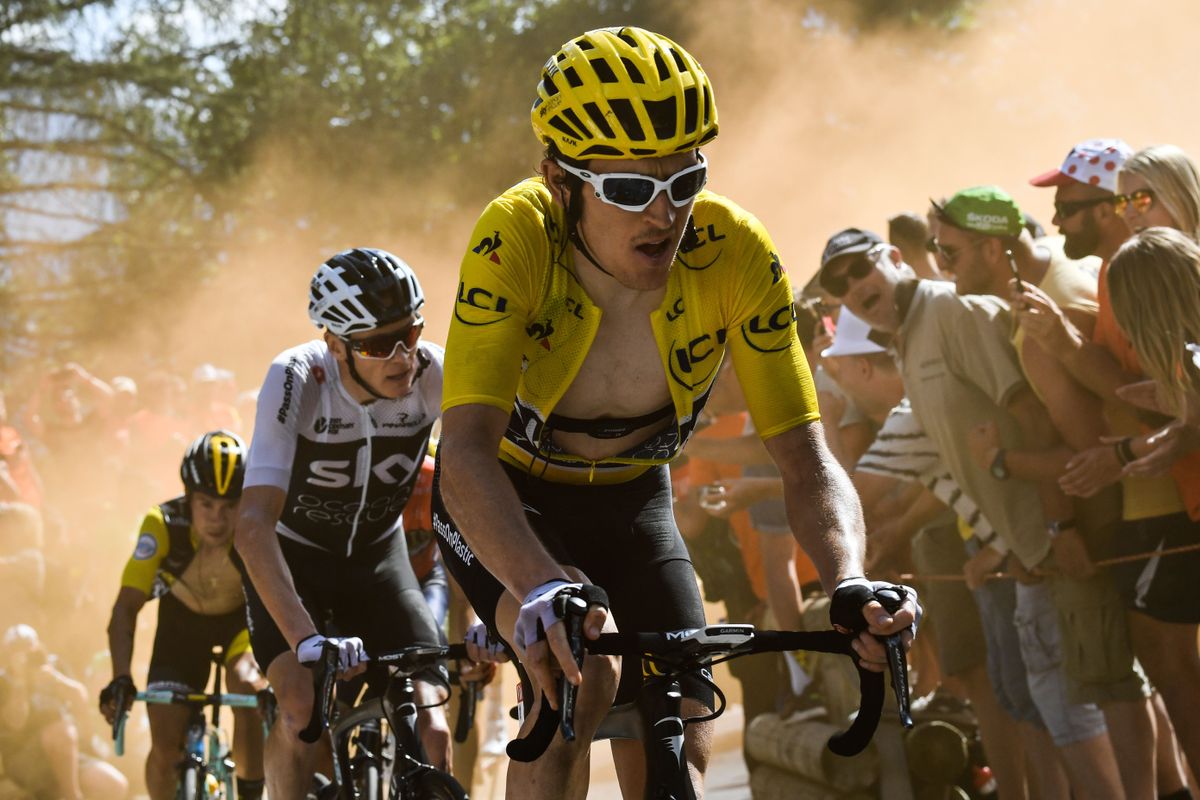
[512,579,581,650]
[465,622,509,662]
[295,634,368,671]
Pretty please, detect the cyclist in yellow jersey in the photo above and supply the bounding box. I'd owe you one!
[433,27,919,798]
[99,431,268,800]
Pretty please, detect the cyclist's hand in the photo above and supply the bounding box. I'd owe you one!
[830,578,921,673]
[464,622,509,664]
[513,580,608,709]
[98,675,135,724]
[458,658,497,687]
[295,634,368,675]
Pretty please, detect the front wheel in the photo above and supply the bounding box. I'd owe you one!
[177,763,202,800]
[391,768,468,800]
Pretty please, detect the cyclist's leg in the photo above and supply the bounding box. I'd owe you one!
[240,539,331,800]
[571,466,714,797]
[339,532,451,771]
[223,631,266,798]
[144,593,220,800]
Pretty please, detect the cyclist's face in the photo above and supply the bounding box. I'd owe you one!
[334,314,423,400]
[552,151,701,291]
[190,492,238,546]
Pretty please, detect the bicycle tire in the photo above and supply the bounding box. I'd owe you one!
[392,769,468,800]
[178,764,202,800]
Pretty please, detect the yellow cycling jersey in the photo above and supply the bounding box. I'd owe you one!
[443,177,819,484]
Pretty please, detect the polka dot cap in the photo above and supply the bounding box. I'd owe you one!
[1030,138,1133,193]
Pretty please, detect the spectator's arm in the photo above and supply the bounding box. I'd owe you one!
[62,363,115,416]
[0,462,20,503]
[758,532,803,631]
[682,432,771,466]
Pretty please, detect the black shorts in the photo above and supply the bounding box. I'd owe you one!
[241,532,443,674]
[432,457,708,705]
[147,592,250,691]
[1112,512,1200,624]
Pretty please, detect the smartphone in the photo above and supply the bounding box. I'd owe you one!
[820,315,836,337]
[1006,249,1023,293]
[698,484,727,512]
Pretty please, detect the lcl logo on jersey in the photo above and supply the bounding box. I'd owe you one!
[472,230,503,264]
[669,329,726,390]
[768,252,784,285]
[678,223,725,270]
[740,303,796,353]
[454,282,512,326]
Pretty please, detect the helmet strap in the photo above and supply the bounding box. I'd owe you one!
[345,352,387,403]
[563,180,618,280]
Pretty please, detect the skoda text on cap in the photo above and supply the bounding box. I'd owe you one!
[1030,139,1133,193]
[933,186,1024,237]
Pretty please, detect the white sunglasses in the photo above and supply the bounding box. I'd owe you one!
[555,153,708,213]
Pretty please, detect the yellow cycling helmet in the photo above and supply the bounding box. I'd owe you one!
[531,27,718,161]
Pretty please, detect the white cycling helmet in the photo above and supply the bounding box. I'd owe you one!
[308,248,424,337]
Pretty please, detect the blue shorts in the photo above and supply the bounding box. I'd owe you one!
[972,575,1043,728]
[1012,581,1108,746]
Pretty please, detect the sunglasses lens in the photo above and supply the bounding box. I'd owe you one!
[602,178,655,209]
[669,167,707,204]
[352,322,423,359]
[1133,190,1153,212]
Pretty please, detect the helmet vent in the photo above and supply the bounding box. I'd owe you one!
[576,38,595,51]
[560,107,588,138]
[645,97,677,141]
[653,51,670,80]
[617,31,639,48]
[582,102,615,138]
[668,48,687,73]
[683,86,698,133]
[541,76,558,97]
[608,98,645,142]
[589,57,618,84]
[620,57,644,84]
[579,144,623,158]
[549,115,584,140]
[562,66,583,88]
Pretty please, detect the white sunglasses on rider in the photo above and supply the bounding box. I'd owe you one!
[555,154,708,213]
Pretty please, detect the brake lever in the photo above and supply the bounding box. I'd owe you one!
[874,588,913,729]
[556,593,589,742]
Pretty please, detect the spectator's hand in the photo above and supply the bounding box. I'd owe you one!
[1109,421,1192,479]
[1013,283,1080,355]
[967,421,1001,471]
[812,320,834,362]
[702,478,768,518]
[1050,526,1096,580]
[1059,444,1123,497]
[963,545,1006,591]
[1116,380,1172,416]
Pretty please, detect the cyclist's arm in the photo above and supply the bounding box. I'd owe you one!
[106,587,147,679]
[234,485,319,649]
[438,404,570,599]
[764,421,865,593]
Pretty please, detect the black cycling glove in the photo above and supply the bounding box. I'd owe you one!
[829,577,920,636]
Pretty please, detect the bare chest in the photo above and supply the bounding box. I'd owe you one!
[172,548,244,615]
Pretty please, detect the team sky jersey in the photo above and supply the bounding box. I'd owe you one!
[245,339,443,556]
[120,496,204,597]
[443,177,819,484]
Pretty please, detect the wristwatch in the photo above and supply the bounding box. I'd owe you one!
[989,448,1010,481]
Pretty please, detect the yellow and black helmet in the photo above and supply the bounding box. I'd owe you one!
[180,429,247,499]
[531,27,718,160]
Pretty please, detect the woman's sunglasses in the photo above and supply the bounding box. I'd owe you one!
[344,317,424,360]
[820,245,888,298]
[1113,189,1156,216]
[555,154,708,213]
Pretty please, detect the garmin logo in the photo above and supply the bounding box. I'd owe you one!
[276,356,299,423]
[433,511,474,566]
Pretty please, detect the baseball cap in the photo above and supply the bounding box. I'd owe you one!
[820,228,884,270]
[932,186,1024,237]
[821,308,887,358]
[1030,139,1133,192]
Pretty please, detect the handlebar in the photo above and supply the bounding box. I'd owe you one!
[505,591,912,763]
[111,689,259,756]
[299,643,469,744]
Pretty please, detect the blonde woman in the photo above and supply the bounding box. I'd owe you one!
[1104,226,1200,781]
[1117,145,1200,239]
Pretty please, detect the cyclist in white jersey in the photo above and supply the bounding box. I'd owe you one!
[234,248,450,800]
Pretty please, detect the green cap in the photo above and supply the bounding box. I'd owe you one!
[934,185,1024,237]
